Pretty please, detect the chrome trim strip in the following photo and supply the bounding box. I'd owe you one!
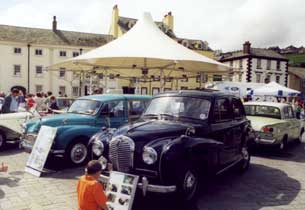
[216,158,242,175]
[255,138,276,144]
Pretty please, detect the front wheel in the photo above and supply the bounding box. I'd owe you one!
[177,168,199,202]
[0,132,6,149]
[66,140,88,165]
[237,146,250,173]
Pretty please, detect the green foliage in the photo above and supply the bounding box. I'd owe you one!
[286,54,305,67]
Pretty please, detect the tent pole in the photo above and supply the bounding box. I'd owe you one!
[160,69,164,92]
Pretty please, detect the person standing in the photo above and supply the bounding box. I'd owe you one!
[77,160,108,210]
[2,89,19,113]
[34,93,45,112]
[48,96,59,113]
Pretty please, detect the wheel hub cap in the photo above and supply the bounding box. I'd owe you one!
[71,144,87,163]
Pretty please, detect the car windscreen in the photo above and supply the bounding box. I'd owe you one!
[68,99,101,115]
[143,96,211,121]
[244,105,281,119]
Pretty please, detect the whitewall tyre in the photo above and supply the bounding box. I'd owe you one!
[67,142,88,165]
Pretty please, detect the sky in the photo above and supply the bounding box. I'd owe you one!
[0,0,305,52]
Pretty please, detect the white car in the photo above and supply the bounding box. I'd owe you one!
[0,108,40,149]
[244,101,304,150]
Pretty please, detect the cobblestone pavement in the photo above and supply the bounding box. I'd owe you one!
[1,142,305,210]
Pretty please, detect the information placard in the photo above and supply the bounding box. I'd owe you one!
[105,171,139,210]
[25,126,57,177]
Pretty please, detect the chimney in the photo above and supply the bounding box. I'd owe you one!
[243,41,251,54]
[110,5,119,38]
[162,11,174,31]
[52,16,57,31]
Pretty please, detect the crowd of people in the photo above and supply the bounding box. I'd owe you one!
[0,89,62,114]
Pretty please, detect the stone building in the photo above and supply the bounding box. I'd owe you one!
[219,41,289,86]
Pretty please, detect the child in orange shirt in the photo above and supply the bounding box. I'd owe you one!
[77,160,108,210]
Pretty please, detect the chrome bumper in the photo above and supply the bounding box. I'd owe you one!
[99,173,176,196]
[255,137,277,144]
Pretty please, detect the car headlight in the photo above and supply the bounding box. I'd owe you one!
[98,156,108,170]
[92,141,104,157]
[142,147,158,165]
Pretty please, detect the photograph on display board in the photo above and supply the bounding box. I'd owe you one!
[105,171,139,210]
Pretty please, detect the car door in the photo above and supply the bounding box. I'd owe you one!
[97,100,128,128]
[286,105,300,140]
[210,97,236,167]
[231,97,246,159]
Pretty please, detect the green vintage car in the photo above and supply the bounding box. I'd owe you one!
[244,101,304,150]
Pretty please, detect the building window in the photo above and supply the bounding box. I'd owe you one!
[265,74,271,83]
[256,73,261,83]
[35,85,43,93]
[230,60,233,67]
[35,49,43,55]
[152,87,160,95]
[180,86,188,90]
[72,87,79,96]
[14,48,21,54]
[239,59,243,68]
[276,61,281,70]
[276,75,280,83]
[141,87,147,95]
[13,65,21,76]
[59,86,66,95]
[267,60,271,70]
[213,75,222,81]
[238,74,242,82]
[257,59,262,69]
[72,52,79,57]
[36,66,43,77]
[59,68,66,78]
[59,51,67,57]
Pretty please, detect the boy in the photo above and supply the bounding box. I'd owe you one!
[77,160,108,210]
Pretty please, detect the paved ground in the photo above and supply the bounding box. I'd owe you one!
[1,142,305,210]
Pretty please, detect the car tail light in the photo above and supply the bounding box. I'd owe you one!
[262,127,273,133]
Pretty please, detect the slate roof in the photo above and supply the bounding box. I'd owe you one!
[0,24,113,47]
[118,16,176,38]
[219,48,288,61]
[117,16,211,51]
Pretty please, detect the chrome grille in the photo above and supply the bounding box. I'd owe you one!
[109,136,135,173]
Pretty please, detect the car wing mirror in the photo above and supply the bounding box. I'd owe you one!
[185,126,195,136]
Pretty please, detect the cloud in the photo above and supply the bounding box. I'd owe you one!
[0,0,304,51]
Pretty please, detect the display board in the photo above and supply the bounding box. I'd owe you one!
[25,126,57,177]
[105,171,139,210]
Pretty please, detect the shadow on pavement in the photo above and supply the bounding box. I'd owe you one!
[132,163,300,210]
[253,142,305,163]
[0,143,23,156]
[0,175,21,199]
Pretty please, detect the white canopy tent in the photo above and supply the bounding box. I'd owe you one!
[48,12,230,93]
[248,81,300,97]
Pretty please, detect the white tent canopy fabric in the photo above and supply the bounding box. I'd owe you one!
[49,12,229,73]
[249,81,300,97]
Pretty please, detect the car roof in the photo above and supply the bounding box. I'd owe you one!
[156,90,235,98]
[244,101,290,109]
[79,94,152,102]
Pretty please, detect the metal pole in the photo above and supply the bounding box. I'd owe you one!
[160,69,164,93]
[27,44,31,93]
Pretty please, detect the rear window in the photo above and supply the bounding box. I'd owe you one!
[244,105,281,119]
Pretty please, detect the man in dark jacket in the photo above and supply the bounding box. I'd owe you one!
[2,89,19,113]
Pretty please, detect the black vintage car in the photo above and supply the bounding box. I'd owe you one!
[88,90,252,201]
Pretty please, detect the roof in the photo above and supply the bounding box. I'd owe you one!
[118,16,176,38]
[0,24,113,47]
[244,101,290,109]
[79,94,151,102]
[288,66,305,79]
[219,48,288,61]
[117,16,211,51]
[156,90,233,98]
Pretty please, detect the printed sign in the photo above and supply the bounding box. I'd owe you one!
[25,126,57,177]
[105,171,139,210]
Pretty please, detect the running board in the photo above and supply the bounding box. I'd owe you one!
[216,157,242,175]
